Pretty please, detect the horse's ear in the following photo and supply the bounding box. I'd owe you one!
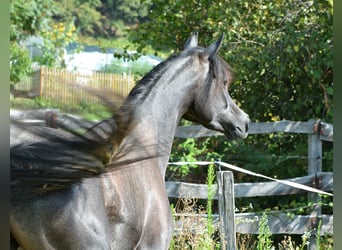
[204,33,225,59]
[184,32,198,49]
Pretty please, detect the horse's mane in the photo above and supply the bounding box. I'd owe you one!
[10,100,161,201]
[117,48,233,126]
[121,54,178,107]
[10,43,234,201]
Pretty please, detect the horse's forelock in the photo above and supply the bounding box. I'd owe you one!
[209,55,234,87]
[182,46,234,87]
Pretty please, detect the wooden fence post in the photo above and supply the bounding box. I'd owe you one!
[39,66,44,97]
[308,120,323,250]
[217,171,236,250]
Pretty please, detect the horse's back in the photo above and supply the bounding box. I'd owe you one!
[10,178,112,250]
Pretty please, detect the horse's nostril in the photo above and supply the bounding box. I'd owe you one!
[236,126,243,133]
[245,123,249,132]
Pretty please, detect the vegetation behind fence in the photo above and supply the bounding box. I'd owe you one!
[169,120,333,250]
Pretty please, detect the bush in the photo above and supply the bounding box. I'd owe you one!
[10,42,32,84]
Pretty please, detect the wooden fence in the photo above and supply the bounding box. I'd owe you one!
[169,120,333,250]
[10,110,333,249]
[13,66,135,104]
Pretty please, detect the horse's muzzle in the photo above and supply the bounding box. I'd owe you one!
[224,115,250,140]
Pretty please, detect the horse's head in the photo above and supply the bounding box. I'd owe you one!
[182,33,250,140]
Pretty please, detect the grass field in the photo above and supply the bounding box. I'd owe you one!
[10,97,112,121]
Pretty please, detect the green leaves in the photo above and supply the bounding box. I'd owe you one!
[35,21,79,67]
[257,213,273,250]
[129,0,332,122]
[10,42,32,84]
[10,0,57,42]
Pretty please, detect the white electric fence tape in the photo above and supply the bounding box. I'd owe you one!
[168,161,333,197]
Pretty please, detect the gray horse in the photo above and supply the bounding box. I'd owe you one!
[10,33,249,249]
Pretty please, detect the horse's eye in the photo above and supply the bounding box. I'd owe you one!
[223,80,228,86]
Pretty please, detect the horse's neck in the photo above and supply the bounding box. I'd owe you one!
[117,69,197,176]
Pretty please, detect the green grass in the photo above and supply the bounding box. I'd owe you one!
[10,97,39,110]
[11,97,111,121]
[101,58,154,78]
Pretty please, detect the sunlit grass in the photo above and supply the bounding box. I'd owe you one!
[11,97,111,121]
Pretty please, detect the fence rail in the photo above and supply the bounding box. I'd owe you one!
[167,172,333,235]
[175,120,333,141]
[235,213,333,235]
[166,172,333,199]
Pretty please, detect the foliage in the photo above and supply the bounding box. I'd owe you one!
[10,42,32,84]
[8,0,154,41]
[170,198,332,250]
[10,0,56,84]
[151,0,333,229]
[317,234,333,250]
[52,0,153,37]
[95,0,153,36]
[10,0,57,42]
[100,57,154,78]
[34,21,79,67]
[53,0,102,36]
[278,235,310,250]
[168,138,212,179]
[169,165,219,250]
[169,129,333,217]
[100,0,152,25]
[237,233,257,250]
[257,213,274,250]
[206,164,215,239]
[130,0,333,123]
[169,197,218,249]
[195,163,219,249]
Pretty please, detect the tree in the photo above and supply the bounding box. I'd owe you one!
[10,42,32,84]
[10,0,57,42]
[129,0,333,123]
[96,0,152,37]
[10,0,57,84]
[35,21,78,67]
[100,0,152,24]
[53,0,103,36]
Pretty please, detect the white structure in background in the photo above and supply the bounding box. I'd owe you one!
[64,51,114,75]
[64,43,162,75]
[63,51,162,85]
[64,51,162,74]
[22,37,162,76]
